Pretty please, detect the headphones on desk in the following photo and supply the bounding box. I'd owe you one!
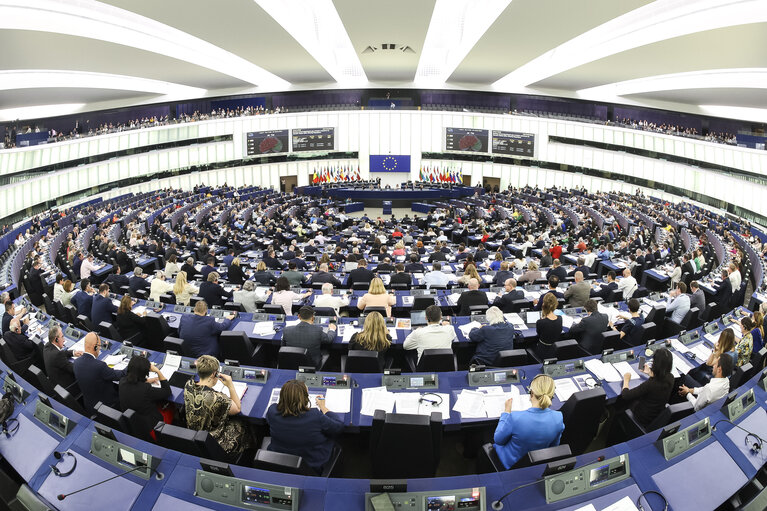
[636,490,668,511]
[418,393,443,407]
[746,432,763,454]
[50,450,77,477]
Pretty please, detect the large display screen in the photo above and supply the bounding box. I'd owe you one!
[492,130,535,157]
[292,127,335,152]
[246,130,289,156]
[445,128,489,153]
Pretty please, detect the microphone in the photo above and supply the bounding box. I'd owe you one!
[57,464,163,501]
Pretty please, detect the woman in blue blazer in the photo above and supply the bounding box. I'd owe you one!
[493,374,564,469]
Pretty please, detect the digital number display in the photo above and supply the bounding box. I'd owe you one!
[322,376,337,386]
[445,128,489,153]
[410,377,424,387]
[246,130,289,156]
[242,486,271,505]
[243,370,256,380]
[493,372,507,383]
[491,130,535,157]
[292,127,335,152]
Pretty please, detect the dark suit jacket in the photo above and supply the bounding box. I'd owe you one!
[310,272,342,287]
[682,261,696,278]
[71,291,94,319]
[180,263,199,281]
[116,310,146,341]
[457,290,489,316]
[428,252,447,262]
[713,279,732,308]
[200,265,216,281]
[73,353,127,412]
[493,289,525,313]
[27,267,45,296]
[568,312,609,354]
[546,266,567,282]
[690,289,705,312]
[105,273,130,290]
[591,281,618,300]
[91,294,117,327]
[347,267,375,287]
[129,276,150,296]
[3,330,39,364]
[178,314,233,358]
[405,263,425,273]
[199,281,233,307]
[390,272,412,286]
[281,321,335,368]
[253,271,276,286]
[43,342,76,389]
[265,404,344,472]
[227,264,245,285]
[492,270,514,286]
[375,263,395,273]
[119,379,171,437]
[533,290,564,311]
[569,265,592,278]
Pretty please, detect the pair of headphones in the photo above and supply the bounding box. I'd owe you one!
[50,451,77,477]
[1,417,19,438]
[746,432,763,454]
[418,393,443,407]
[636,490,668,511]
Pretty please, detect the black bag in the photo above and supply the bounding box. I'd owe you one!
[0,391,16,432]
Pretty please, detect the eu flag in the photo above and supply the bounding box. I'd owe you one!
[369,155,411,173]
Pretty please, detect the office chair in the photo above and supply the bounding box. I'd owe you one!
[370,410,442,478]
[93,402,130,433]
[492,349,532,368]
[219,331,262,366]
[408,348,457,372]
[511,444,573,469]
[277,346,329,370]
[559,388,607,455]
[341,350,390,373]
[144,312,174,352]
[52,385,87,416]
[553,339,590,361]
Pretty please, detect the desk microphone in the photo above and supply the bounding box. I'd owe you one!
[57,464,163,501]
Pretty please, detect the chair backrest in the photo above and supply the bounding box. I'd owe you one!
[417,348,456,372]
[52,384,86,416]
[647,402,694,432]
[477,443,504,473]
[76,314,96,332]
[122,409,154,442]
[412,296,436,311]
[219,331,257,365]
[370,410,442,478]
[93,401,129,433]
[224,302,246,312]
[277,346,312,369]
[362,306,387,316]
[493,349,529,368]
[751,347,767,372]
[730,363,753,390]
[313,307,337,317]
[469,304,489,315]
[154,422,204,456]
[163,336,189,357]
[559,388,607,455]
[645,307,665,325]
[253,449,311,475]
[638,322,656,344]
[26,365,53,394]
[264,304,286,315]
[514,444,573,469]
[159,293,176,305]
[554,339,583,361]
[344,350,382,373]
[98,321,123,342]
[195,429,235,463]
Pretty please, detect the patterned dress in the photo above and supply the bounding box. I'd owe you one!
[183,380,253,455]
[735,332,753,367]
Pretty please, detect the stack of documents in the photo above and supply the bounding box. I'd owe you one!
[584,359,622,382]
[159,353,181,381]
[447,293,461,305]
[402,296,414,305]
[613,361,640,380]
[252,321,276,336]
[504,313,526,328]
[339,325,360,343]
[391,392,450,417]
[214,380,247,400]
[458,321,482,337]
[361,386,395,415]
[452,385,530,419]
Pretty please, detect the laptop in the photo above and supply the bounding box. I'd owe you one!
[410,310,427,327]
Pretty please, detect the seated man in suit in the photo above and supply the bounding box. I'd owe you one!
[563,271,590,307]
[428,244,448,262]
[104,265,130,291]
[567,299,609,354]
[404,254,425,273]
[180,257,199,281]
[73,332,128,413]
[44,324,82,390]
[310,263,342,287]
[568,256,592,279]
[546,259,567,282]
[3,318,42,367]
[313,283,349,316]
[533,276,563,311]
[591,271,618,300]
[389,263,412,287]
[347,259,375,288]
[492,261,514,286]
[712,269,732,313]
[374,257,395,273]
[689,280,705,313]
[281,306,336,369]
[200,257,217,282]
[70,279,95,319]
[91,283,118,327]
[178,300,235,358]
[456,278,489,316]
[129,267,150,297]
[199,272,233,308]
[2,301,28,335]
[493,278,525,313]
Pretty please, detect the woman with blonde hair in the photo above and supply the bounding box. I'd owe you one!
[458,264,481,286]
[392,242,406,257]
[493,374,564,469]
[60,280,75,306]
[173,271,199,306]
[687,327,737,385]
[357,278,396,317]
[518,261,542,284]
[253,260,276,286]
[349,311,392,362]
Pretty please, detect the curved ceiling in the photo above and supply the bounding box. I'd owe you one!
[1,0,765,121]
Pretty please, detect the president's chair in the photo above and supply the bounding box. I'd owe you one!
[370,410,442,478]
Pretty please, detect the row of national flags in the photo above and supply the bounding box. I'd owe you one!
[312,165,361,183]
[419,166,462,183]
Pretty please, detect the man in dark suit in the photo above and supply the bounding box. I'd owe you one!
[72,252,84,279]
[712,269,732,312]
[492,262,514,286]
[281,306,336,369]
[3,318,41,367]
[347,259,375,288]
[689,280,706,313]
[546,259,567,282]
[289,250,309,271]
[199,272,233,308]
[428,245,448,262]
[389,264,412,287]
[568,299,609,354]
[200,257,217,281]
[73,332,127,413]
[91,284,117,327]
[533,276,564,311]
[104,265,130,290]
[309,263,342,287]
[2,301,28,335]
[492,278,525,313]
[375,257,395,273]
[44,324,82,389]
[26,260,45,306]
[115,247,133,275]
[71,279,95,319]
[474,244,490,262]
[405,254,425,273]
[456,278,489,316]
[178,301,235,358]
[180,257,199,281]
[591,271,619,300]
[129,267,150,296]
[568,256,591,279]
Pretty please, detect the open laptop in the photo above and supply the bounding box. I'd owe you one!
[410,310,427,327]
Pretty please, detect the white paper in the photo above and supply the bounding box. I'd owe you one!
[213,380,247,400]
[103,354,126,366]
[486,292,498,303]
[458,321,482,337]
[324,388,351,413]
[163,353,181,370]
[704,331,722,345]
[340,325,360,343]
[69,339,86,353]
[394,393,422,415]
[285,319,300,327]
[360,386,395,416]
[158,365,176,381]
[453,390,487,418]
[671,339,691,354]
[512,394,532,412]
[504,313,525,327]
[561,315,575,329]
[585,359,623,383]
[554,378,580,402]
[671,352,694,377]
[601,495,640,511]
[416,392,450,418]
[402,296,414,305]
[613,361,640,380]
[252,321,275,336]
[573,505,597,511]
[690,343,713,361]
[132,305,147,316]
[448,293,461,305]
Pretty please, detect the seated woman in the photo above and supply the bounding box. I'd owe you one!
[164,254,180,278]
[469,306,516,366]
[272,276,312,315]
[173,271,199,306]
[619,347,674,428]
[736,317,755,367]
[265,379,344,474]
[493,374,564,469]
[115,295,147,341]
[119,355,171,439]
[488,252,503,271]
[60,280,75,306]
[357,278,396,317]
[535,293,562,360]
[748,312,764,354]
[227,257,246,286]
[348,311,392,370]
[392,242,406,257]
[457,264,481,287]
[253,261,276,286]
[517,261,542,284]
[184,355,254,455]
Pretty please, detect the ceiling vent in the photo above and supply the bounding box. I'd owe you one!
[362,44,416,54]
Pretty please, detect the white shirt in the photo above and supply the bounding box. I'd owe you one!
[617,275,637,299]
[80,258,100,279]
[149,279,175,301]
[584,252,597,268]
[403,324,458,361]
[313,294,350,315]
[687,377,730,411]
[729,270,741,291]
[423,270,451,288]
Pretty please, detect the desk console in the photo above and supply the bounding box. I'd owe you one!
[89,432,159,480]
[723,388,756,421]
[296,371,351,388]
[382,373,439,390]
[468,369,520,386]
[364,487,485,511]
[33,399,76,437]
[542,360,587,378]
[220,365,269,383]
[195,470,299,510]
[544,454,630,504]
[657,417,711,460]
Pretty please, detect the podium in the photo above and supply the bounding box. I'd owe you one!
[383,201,392,215]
